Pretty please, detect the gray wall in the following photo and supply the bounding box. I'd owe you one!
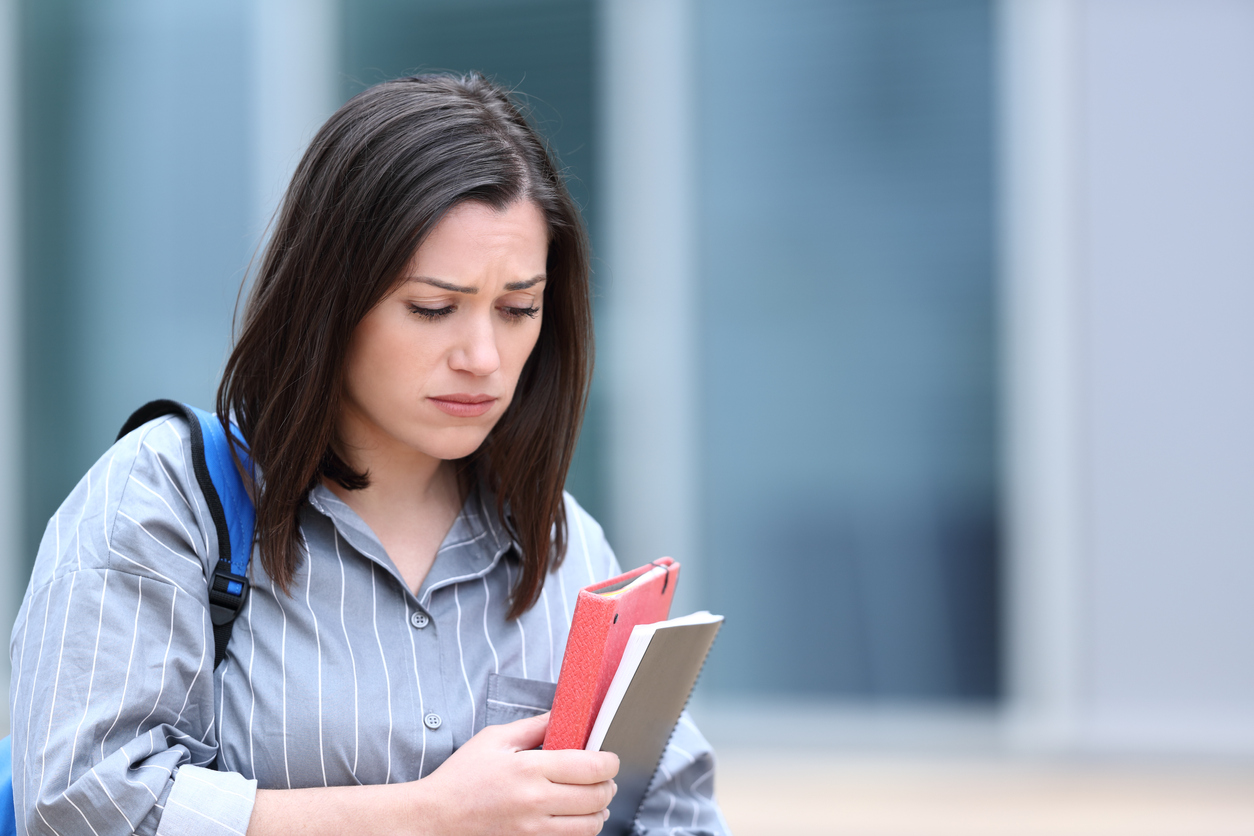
[1002,0,1254,755]
[1079,0,1254,752]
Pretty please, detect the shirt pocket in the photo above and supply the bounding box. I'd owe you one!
[484,673,557,728]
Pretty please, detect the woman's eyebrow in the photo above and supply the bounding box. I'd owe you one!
[505,275,546,291]
[407,276,477,293]
[405,275,546,293]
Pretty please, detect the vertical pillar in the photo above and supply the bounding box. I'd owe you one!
[250,0,340,245]
[601,0,701,612]
[997,0,1086,749]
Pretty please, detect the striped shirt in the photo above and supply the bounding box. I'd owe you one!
[9,415,730,836]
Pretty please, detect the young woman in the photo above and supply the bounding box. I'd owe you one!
[9,75,728,836]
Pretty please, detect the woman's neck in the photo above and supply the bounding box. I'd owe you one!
[326,426,463,594]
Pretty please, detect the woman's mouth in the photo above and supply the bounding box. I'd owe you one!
[429,394,498,418]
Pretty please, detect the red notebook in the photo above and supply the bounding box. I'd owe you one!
[543,558,680,750]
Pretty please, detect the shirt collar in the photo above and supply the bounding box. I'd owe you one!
[306,480,516,606]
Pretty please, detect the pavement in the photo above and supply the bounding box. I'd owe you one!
[714,750,1254,836]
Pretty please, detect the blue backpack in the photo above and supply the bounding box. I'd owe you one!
[1,401,256,836]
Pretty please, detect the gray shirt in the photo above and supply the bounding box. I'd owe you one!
[9,415,730,836]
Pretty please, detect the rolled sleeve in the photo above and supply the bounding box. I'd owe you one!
[157,766,257,836]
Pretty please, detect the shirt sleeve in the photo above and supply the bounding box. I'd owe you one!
[561,495,732,836]
[631,713,731,836]
[8,417,257,836]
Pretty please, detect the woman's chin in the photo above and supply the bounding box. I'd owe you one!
[421,428,495,462]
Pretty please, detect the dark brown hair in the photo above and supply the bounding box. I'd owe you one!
[217,74,592,618]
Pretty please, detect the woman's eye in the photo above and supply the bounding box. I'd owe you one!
[409,303,454,319]
[502,305,540,321]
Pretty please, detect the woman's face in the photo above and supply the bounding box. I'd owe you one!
[339,199,548,467]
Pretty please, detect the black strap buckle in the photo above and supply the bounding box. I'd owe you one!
[208,568,250,625]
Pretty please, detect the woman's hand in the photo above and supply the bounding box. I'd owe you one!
[412,712,620,836]
[248,712,618,836]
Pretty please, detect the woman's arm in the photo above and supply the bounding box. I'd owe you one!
[248,713,617,836]
[10,418,242,836]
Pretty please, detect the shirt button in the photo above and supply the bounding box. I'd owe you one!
[410,611,430,629]
[424,713,442,730]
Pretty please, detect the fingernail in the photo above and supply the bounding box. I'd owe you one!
[602,809,611,820]
[611,780,618,796]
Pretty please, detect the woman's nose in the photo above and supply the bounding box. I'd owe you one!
[449,313,501,376]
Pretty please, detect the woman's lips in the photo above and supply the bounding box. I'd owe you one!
[429,394,497,418]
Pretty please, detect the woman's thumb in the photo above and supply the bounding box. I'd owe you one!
[495,711,551,751]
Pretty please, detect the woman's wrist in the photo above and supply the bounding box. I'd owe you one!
[248,780,435,836]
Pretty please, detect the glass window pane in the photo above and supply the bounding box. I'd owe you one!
[697,0,1000,700]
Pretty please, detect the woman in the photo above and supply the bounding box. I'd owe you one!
[9,75,728,836]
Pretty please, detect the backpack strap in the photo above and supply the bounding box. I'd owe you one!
[118,400,256,669]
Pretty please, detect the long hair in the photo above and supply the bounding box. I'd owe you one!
[217,74,592,618]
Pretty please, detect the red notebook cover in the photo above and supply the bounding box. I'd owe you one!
[543,558,680,750]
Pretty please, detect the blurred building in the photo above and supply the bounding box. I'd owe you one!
[1,0,1251,762]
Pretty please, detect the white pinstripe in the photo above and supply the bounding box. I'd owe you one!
[129,480,201,556]
[541,585,555,681]
[271,577,292,789]
[369,564,394,783]
[574,507,594,583]
[690,765,715,828]
[142,441,194,515]
[334,531,361,774]
[438,530,489,553]
[68,569,110,787]
[172,601,209,729]
[62,793,101,836]
[118,510,203,570]
[556,565,571,627]
[481,576,500,674]
[91,767,134,830]
[37,563,74,834]
[244,579,258,777]
[75,470,92,571]
[166,800,246,835]
[108,548,197,599]
[182,768,254,801]
[502,560,527,678]
[99,577,144,760]
[453,583,476,735]
[300,530,328,787]
[15,510,55,836]
[167,421,210,553]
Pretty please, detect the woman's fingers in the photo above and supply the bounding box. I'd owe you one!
[546,809,614,836]
[483,711,551,751]
[541,778,617,817]
[529,748,620,785]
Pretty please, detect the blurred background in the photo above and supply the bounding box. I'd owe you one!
[1,0,1252,832]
